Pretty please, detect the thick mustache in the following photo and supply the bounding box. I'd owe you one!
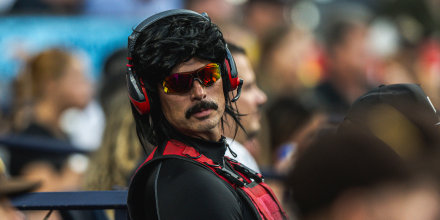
[185,101,218,119]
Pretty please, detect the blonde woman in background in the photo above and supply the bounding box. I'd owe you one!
[84,91,148,191]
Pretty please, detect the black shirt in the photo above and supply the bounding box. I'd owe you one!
[128,136,256,220]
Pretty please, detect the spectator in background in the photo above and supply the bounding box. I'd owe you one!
[312,17,374,122]
[265,95,325,174]
[223,43,267,172]
[184,0,237,26]
[84,91,146,192]
[74,46,138,220]
[185,0,260,69]
[293,83,440,220]
[286,131,440,220]
[260,95,326,207]
[97,48,128,116]
[62,48,130,154]
[58,49,131,152]
[6,47,91,194]
[258,25,322,99]
[242,0,292,42]
[240,0,293,66]
[338,84,440,160]
[6,47,95,220]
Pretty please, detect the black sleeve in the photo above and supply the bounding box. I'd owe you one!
[145,159,243,220]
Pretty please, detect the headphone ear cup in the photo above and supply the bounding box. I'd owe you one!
[126,68,151,114]
[224,45,239,91]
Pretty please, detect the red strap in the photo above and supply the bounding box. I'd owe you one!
[145,148,157,162]
[182,145,200,157]
[242,184,287,220]
[135,140,287,219]
[160,140,237,186]
[137,140,220,172]
[225,157,287,219]
[242,186,272,219]
[259,182,288,219]
[162,140,217,165]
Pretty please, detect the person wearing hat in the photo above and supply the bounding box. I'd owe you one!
[285,131,440,220]
[0,158,40,220]
[338,83,440,160]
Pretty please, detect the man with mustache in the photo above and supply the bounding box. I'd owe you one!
[126,9,287,220]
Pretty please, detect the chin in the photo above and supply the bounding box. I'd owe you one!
[193,117,221,131]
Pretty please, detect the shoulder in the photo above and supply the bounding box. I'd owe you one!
[154,158,233,195]
[142,158,243,220]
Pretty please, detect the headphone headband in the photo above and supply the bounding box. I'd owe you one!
[128,9,209,58]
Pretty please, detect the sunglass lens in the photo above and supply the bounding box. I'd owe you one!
[198,63,221,86]
[163,73,192,93]
[163,63,221,94]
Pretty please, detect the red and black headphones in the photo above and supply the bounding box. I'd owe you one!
[126,9,243,115]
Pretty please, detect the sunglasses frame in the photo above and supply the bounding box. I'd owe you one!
[162,63,221,94]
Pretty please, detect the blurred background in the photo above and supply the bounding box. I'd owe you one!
[1,0,440,219]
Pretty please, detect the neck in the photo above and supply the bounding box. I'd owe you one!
[186,130,222,142]
[179,134,226,165]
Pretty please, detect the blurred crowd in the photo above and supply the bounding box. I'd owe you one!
[1,0,440,219]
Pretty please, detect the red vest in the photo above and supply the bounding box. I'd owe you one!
[134,139,288,220]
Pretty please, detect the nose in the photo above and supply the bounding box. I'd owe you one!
[190,80,207,100]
